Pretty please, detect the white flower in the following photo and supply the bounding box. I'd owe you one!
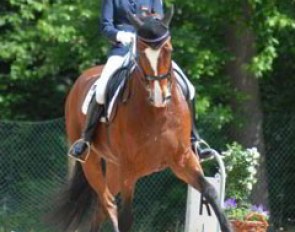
[226,165,233,172]
[247,166,257,175]
[252,159,259,166]
[253,149,261,159]
[247,183,253,191]
[245,156,252,162]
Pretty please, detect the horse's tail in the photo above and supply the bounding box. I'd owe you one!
[46,162,97,232]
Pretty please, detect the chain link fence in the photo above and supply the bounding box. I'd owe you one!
[264,115,295,231]
[0,116,294,232]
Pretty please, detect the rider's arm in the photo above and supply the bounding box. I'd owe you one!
[152,0,164,17]
[100,0,119,43]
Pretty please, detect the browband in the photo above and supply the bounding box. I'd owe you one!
[137,31,170,43]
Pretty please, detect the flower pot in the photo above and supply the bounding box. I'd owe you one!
[230,213,269,232]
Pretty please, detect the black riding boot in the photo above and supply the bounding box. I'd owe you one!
[69,95,104,157]
[189,98,215,160]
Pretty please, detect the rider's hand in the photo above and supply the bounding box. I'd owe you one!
[116,31,134,46]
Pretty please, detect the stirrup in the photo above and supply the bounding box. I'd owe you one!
[193,139,215,162]
[67,139,91,163]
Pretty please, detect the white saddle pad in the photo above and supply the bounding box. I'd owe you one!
[81,80,125,123]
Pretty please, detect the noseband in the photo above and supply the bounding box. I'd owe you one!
[144,71,171,81]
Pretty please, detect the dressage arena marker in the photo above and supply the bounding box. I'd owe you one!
[185,151,226,232]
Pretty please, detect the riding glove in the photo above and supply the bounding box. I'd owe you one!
[116,31,135,46]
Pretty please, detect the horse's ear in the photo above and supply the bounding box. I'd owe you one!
[127,11,144,29]
[161,5,174,28]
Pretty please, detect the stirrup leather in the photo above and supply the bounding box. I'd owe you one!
[68,139,91,163]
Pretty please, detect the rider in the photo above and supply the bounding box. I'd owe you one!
[69,0,214,159]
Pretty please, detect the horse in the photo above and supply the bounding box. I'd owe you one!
[49,7,232,232]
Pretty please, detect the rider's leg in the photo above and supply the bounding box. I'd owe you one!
[70,95,104,157]
[96,55,127,105]
[188,98,215,159]
[172,61,215,159]
[69,55,127,157]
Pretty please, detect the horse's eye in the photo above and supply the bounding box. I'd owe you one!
[164,45,173,52]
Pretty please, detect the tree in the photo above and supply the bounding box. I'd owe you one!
[224,2,266,205]
[171,0,295,207]
[0,0,106,120]
[1,0,295,210]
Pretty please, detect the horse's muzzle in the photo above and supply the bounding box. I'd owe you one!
[148,80,172,107]
[148,95,171,107]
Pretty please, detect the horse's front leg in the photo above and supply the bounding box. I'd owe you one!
[118,176,136,232]
[82,151,120,232]
[169,150,233,232]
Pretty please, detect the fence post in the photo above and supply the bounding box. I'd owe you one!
[184,151,226,232]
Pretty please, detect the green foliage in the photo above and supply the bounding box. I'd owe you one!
[223,143,260,201]
[225,204,268,221]
[0,120,67,232]
[0,1,295,229]
[0,0,106,120]
[167,0,295,130]
[0,0,294,123]
[261,27,295,113]
[226,206,251,221]
[224,198,269,221]
[249,4,295,77]
[0,180,55,232]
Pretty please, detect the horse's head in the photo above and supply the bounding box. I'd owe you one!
[128,7,174,108]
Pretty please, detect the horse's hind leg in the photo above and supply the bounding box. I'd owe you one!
[82,151,120,232]
[170,151,232,232]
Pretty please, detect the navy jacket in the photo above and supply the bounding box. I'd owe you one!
[100,0,164,56]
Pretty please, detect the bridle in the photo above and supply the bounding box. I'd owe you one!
[135,31,172,82]
[144,70,171,81]
[126,9,175,106]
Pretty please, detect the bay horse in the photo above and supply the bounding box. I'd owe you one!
[50,7,232,232]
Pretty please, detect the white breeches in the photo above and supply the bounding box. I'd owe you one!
[95,56,195,104]
[95,55,128,104]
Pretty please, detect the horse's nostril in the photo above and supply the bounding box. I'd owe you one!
[163,95,171,105]
[148,96,153,103]
[165,95,172,101]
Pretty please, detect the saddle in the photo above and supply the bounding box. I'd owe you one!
[104,62,135,122]
[81,62,190,123]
